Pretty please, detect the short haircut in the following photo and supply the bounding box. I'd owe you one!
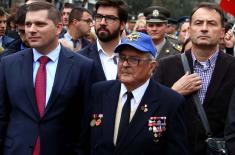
[15,4,28,25]
[26,1,61,25]
[68,7,91,25]
[61,2,75,11]
[190,2,225,27]
[0,8,6,17]
[95,0,128,23]
[178,21,189,32]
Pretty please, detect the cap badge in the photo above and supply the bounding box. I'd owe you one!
[127,32,141,41]
[152,9,159,17]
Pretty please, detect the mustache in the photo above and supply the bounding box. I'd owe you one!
[97,26,109,32]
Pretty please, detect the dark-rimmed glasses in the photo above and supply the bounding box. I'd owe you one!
[116,55,153,66]
[94,14,119,24]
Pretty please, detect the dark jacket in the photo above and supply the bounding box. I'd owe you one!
[153,50,235,155]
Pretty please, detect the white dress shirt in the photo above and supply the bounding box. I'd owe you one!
[113,79,150,145]
[33,44,61,106]
[97,40,120,80]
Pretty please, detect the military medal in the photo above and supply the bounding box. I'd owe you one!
[141,104,148,112]
[148,116,167,142]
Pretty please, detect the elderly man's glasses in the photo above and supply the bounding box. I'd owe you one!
[94,14,119,24]
[116,55,153,66]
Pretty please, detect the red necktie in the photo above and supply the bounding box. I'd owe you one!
[33,56,49,155]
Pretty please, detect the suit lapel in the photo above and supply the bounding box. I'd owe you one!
[89,43,106,81]
[43,47,74,116]
[204,51,231,106]
[22,49,39,118]
[116,79,161,152]
[102,81,121,145]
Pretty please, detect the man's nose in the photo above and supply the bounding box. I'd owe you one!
[100,17,107,25]
[201,23,208,32]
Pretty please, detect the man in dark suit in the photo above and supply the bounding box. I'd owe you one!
[0,2,97,155]
[79,0,128,81]
[143,6,180,60]
[78,32,188,155]
[153,2,235,155]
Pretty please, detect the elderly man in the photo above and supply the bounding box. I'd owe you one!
[78,32,188,155]
[153,2,235,155]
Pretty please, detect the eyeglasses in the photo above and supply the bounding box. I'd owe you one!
[94,14,119,24]
[116,55,153,66]
[80,19,93,25]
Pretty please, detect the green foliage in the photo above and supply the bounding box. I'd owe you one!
[124,0,153,15]
[125,0,214,19]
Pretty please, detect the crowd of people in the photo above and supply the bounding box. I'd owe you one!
[0,0,235,155]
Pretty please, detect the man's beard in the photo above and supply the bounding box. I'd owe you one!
[96,25,121,42]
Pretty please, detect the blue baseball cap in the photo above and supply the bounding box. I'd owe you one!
[114,32,157,57]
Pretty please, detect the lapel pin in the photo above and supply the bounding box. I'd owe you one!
[141,104,148,112]
[90,113,103,127]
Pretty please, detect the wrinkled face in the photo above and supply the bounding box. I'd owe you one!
[189,7,224,48]
[0,15,7,36]
[25,10,62,54]
[146,22,167,42]
[117,46,156,90]
[75,11,93,37]
[178,22,190,44]
[62,8,72,27]
[94,6,125,42]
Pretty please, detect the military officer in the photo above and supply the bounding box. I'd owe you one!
[144,6,180,60]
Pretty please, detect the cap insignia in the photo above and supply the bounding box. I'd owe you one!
[127,32,141,41]
[152,9,159,17]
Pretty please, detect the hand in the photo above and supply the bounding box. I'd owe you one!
[59,38,73,50]
[224,29,235,48]
[171,72,202,95]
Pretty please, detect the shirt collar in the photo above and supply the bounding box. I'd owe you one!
[120,79,150,104]
[191,48,219,68]
[64,32,73,40]
[97,39,121,57]
[33,43,61,63]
